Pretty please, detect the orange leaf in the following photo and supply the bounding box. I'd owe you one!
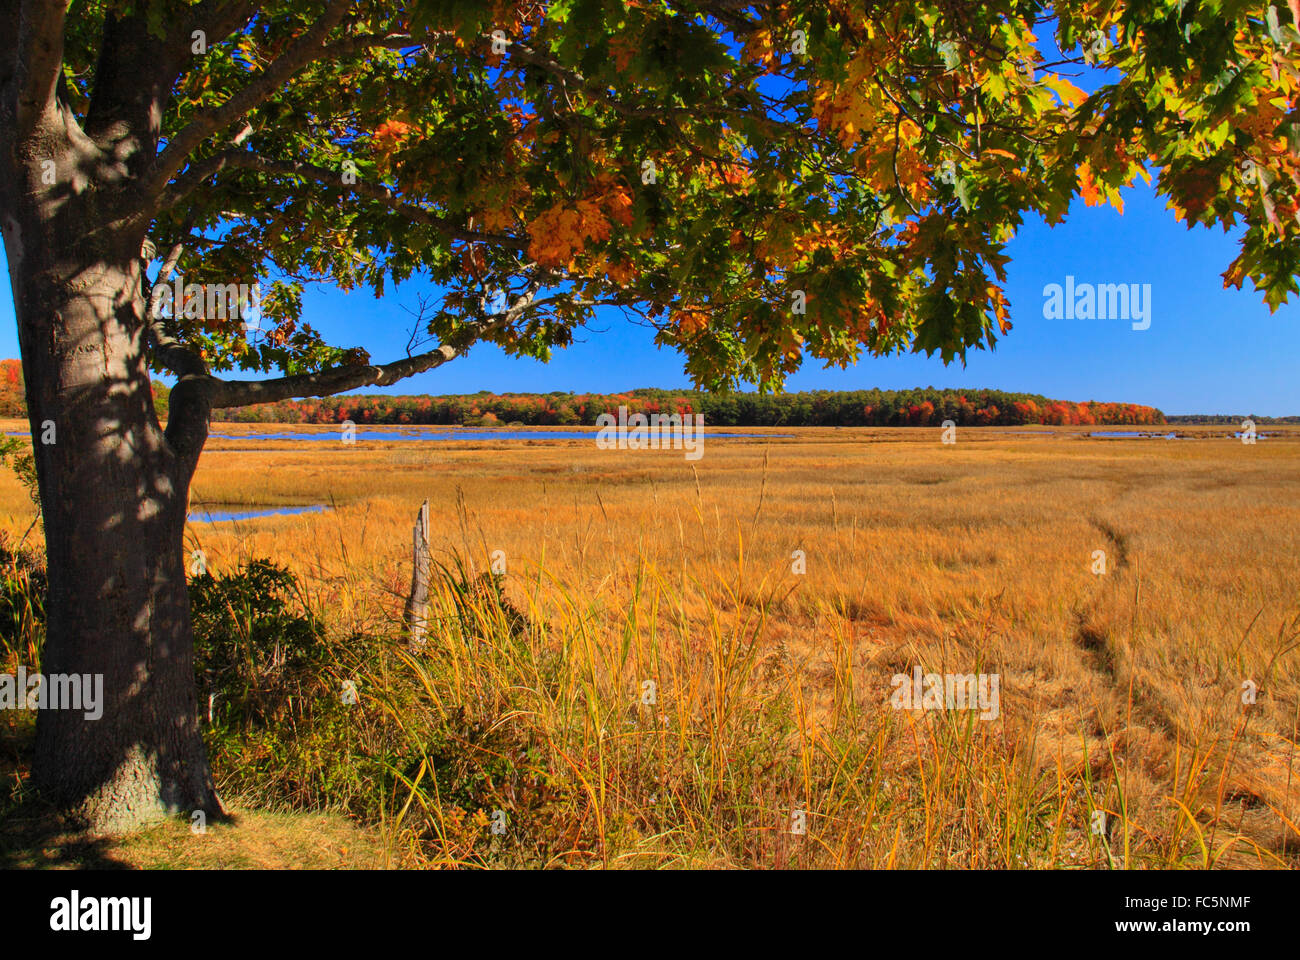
[1078,161,1102,206]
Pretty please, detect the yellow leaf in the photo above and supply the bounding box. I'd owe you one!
[1042,74,1086,108]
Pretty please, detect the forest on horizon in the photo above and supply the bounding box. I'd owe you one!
[0,358,1170,427]
[7,358,1292,426]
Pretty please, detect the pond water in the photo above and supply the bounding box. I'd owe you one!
[188,504,327,523]
[1090,431,1179,439]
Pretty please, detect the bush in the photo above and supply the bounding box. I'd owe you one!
[189,559,331,733]
[189,558,394,815]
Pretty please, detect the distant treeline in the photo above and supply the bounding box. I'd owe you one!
[211,386,1165,427]
[0,360,21,417]
[0,361,1167,427]
[1165,414,1300,424]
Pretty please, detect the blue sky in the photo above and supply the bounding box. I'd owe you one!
[311,186,1295,416]
[3,184,1294,415]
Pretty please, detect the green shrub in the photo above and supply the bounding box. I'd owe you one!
[189,559,330,733]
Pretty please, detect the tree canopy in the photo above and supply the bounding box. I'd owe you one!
[31,0,1300,403]
[4,0,1297,836]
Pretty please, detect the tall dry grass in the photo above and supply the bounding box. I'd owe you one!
[1,421,1296,867]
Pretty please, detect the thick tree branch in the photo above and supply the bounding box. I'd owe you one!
[201,283,543,408]
[0,4,20,129]
[14,0,66,137]
[143,239,210,382]
[185,0,261,50]
[155,239,187,286]
[204,342,463,408]
[149,322,211,381]
[88,2,259,159]
[112,0,260,144]
[144,0,352,198]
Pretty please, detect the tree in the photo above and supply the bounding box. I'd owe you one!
[0,357,23,416]
[0,0,1294,832]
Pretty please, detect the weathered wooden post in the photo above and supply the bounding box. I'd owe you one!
[404,500,431,650]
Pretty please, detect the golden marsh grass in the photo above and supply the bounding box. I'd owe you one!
[2,420,1297,868]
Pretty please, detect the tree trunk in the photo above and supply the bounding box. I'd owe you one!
[5,208,221,832]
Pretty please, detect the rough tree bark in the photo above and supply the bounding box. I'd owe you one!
[3,180,222,832]
[0,1,504,834]
[0,1,222,830]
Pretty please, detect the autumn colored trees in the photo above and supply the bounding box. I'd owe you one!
[0,359,22,417]
[207,386,1165,428]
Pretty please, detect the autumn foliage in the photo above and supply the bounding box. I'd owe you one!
[0,359,1158,427]
[0,359,23,417]
[116,1,1300,398]
[208,386,1163,429]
